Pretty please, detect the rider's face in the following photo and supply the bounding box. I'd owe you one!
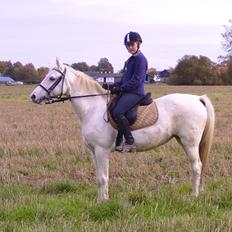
[126,42,139,54]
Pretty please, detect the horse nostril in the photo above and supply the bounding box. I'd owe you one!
[31,94,36,101]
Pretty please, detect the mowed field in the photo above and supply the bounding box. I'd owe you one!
[0,84,232,231]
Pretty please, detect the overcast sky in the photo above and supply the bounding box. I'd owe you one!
[0,0,231,71]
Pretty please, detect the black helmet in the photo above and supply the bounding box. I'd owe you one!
[124,31,142,45]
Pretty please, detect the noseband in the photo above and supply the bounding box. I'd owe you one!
[39,68,67,100]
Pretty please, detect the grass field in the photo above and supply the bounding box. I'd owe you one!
[0,84,232,231]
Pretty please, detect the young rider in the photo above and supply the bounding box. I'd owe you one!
[104,31,148,152]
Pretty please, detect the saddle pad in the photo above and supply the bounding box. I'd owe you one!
[108,100,159,131]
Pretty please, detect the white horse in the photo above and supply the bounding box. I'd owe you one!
[31,58,215,201]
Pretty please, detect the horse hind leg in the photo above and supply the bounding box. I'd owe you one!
[189,147,202,197]
[177,137,202,197]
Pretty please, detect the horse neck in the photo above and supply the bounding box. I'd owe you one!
[66,70,108,122]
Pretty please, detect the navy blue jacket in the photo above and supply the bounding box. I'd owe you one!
[113,51,148,95]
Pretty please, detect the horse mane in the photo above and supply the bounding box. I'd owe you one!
[66,65,107,94]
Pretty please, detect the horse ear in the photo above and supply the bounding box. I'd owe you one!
[56,57,64,70]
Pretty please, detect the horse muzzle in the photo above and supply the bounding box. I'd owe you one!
[31,93,47,104]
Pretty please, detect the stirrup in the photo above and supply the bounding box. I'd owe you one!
[115,144,123,152]
[121,142,136,153]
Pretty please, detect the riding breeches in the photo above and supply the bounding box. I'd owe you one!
[111,93,144,123]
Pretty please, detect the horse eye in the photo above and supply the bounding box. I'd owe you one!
[49,76,56,81]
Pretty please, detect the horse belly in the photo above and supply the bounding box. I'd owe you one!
[133,121,173,152]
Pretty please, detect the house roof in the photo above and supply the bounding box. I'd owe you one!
[157,70,170,78]
[0,76,15,82]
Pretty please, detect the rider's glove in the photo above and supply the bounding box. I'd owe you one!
[110,86,122,95]
[102,83,109,90]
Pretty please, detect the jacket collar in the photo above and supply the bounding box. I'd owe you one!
[132,50,141,57]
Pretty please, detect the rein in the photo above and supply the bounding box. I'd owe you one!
[45,93,110,104]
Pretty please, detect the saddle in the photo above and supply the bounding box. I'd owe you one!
[107,92,159,131]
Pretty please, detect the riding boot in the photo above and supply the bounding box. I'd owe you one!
[117,115,136,152]
[115,130,123,152]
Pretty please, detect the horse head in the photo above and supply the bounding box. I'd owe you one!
[31,58,69,104]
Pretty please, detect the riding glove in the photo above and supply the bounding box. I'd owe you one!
[102,83,110,90]
[110,86,122,95]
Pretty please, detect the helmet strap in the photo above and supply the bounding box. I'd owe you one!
[135,42,140,53]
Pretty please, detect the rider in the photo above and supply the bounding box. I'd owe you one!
[104,31,148,152]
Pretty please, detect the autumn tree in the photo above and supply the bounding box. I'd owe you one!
[0,61,14,77]
[169,55,220,85]
[12,62,41,83]
[221,19,232,60]
[12,61,24,81]
[37,67,49,80]
[25,63,39,83]
[219,19,232,84]
[219,59,232,84]
[0,57,115,82]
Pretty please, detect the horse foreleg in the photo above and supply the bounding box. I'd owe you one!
[92,146,110,202]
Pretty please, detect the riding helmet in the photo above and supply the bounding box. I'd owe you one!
[124,31,142,46]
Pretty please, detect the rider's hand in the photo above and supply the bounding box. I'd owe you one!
[110,86,122,95]
[102,83,109,90]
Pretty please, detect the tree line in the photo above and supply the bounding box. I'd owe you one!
[167,55,232,85]
[0,58,114,84]
[0,20,232,85]
[1,55,231,85]
[168,19,232,85]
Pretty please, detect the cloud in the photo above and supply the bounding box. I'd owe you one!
[0,0,229,70]
[48,0,232,25]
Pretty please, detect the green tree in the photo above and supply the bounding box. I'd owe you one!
[71,62,89,72]
[228,59,232,81]
[89,65,98,72]
[12,61,23,81]
[97,58,113,73]
[0,61,14,77]
[220,58,232,84]
[169,55,219,85]
[20,63,39,83]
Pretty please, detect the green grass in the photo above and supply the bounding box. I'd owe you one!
[0,85,32,101]
[0,178,232,231]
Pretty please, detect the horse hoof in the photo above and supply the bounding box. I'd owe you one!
[191,192,199,197]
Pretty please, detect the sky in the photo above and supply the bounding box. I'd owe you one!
[0,0,231,72]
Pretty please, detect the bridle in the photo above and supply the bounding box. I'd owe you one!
[39,68,67,100]
[39,68,110,104]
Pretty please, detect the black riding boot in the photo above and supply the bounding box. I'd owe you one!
[115,130,123,151]
[117,115,136,152]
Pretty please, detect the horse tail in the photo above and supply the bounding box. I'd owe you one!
[199,95,215,174]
